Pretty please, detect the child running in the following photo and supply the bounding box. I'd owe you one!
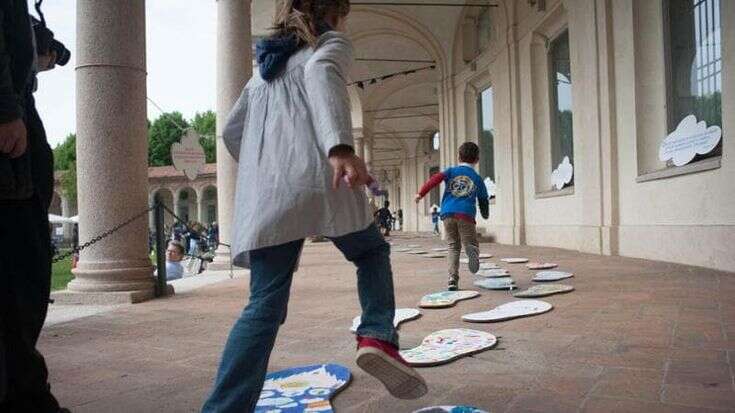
[415,142,489,291]
[201,1,427,412]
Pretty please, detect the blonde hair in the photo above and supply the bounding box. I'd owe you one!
[272,0,351,47]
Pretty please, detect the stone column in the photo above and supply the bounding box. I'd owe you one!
[353,127,365,159]
[364,135,374,173]
[197,190,206,224]
[61,194,73,241]
[212,0,252,269]
[58,0,154,304]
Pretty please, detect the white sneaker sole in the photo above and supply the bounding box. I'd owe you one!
[356,347,428,399]
[466,245,480,274]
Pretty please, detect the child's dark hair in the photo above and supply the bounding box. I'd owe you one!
[458,142,480,163]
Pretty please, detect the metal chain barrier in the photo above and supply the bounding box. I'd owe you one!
[52,205,156,264]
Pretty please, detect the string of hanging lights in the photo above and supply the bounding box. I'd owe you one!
[349,64,436,89]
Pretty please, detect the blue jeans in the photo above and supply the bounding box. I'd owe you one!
[201,224,397,413]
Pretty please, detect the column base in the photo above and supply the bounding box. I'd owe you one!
[208,245,233,271]
[51,289,154,305]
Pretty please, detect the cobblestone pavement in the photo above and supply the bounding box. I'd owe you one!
[39,233,735,412]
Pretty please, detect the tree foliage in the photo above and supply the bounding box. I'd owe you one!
[60,161,77,203]
[148,111,189,167]
[52,110,216,178]
[53,133,76,171]
[191,110,217,163]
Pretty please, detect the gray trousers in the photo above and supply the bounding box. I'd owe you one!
[444,217,479,277]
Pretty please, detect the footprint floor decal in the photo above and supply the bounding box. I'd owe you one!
[255,364,350,413]
[501,257,529,264]
[474,277,516,290]
[533,271,574,282]
[414,406,489,413]
[462,300,553,322]
[350,308,421,333]
[419,290,480,308]
[400,329,498,367]
[513,284,575,298]
[526,262,558,270]
[476,268,510,278]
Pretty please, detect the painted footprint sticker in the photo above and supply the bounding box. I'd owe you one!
[462,300,553,323]
[255,364,351,413]
[501,257,529,264]
[533,271,574,282]
[476,268,510,278]
[420,290,480,308]
[400,329,498,367]
[513,284,575,298]
[474,277,516,290]
[414,406,489,413]
[350,308,421,333]
[479,262,500,270]
[526,262,558,270]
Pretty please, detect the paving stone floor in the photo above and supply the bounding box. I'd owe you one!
[39,233,735,412]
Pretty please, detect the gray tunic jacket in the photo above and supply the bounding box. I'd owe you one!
[223,32,373,268]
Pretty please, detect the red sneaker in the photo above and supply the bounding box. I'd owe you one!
[355,336,428,399]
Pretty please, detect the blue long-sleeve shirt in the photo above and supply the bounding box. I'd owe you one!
[419,164,489,222]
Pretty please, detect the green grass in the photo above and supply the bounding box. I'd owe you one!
[52,254,74,291]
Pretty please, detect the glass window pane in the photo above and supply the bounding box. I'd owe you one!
[666,0,722,161]
[549,30,574,179]
[477,87,495,180]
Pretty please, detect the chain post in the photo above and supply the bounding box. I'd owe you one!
[154,201,168,297]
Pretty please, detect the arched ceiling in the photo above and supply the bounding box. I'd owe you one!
[251,1,495,170]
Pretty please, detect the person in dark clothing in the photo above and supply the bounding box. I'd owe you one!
[374,201,393,237]
[0,1,66,412]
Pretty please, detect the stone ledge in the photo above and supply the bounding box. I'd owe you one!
[51,288,161,305]
[636,156,721,183]
[535,186,575,199]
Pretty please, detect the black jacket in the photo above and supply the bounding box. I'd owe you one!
[0,0,51,203]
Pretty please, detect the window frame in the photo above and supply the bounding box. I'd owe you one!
[661,0,723,167]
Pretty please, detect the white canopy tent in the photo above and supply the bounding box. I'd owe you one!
[49,214,78,224]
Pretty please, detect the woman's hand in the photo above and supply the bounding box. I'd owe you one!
[329,145,369,190]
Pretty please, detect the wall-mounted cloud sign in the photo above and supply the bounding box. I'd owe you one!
[171,129,206,181]
[551,156,573,190]
[484,177,496,198]
[659,115,721,167]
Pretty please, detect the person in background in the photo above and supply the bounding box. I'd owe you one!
[374,200,393,237]
[207,221,219,249]
[0,1,69,411]
[187,223,202,256]
[431,206,440,235]
[415,142,489,291]
[160,241,185,281]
